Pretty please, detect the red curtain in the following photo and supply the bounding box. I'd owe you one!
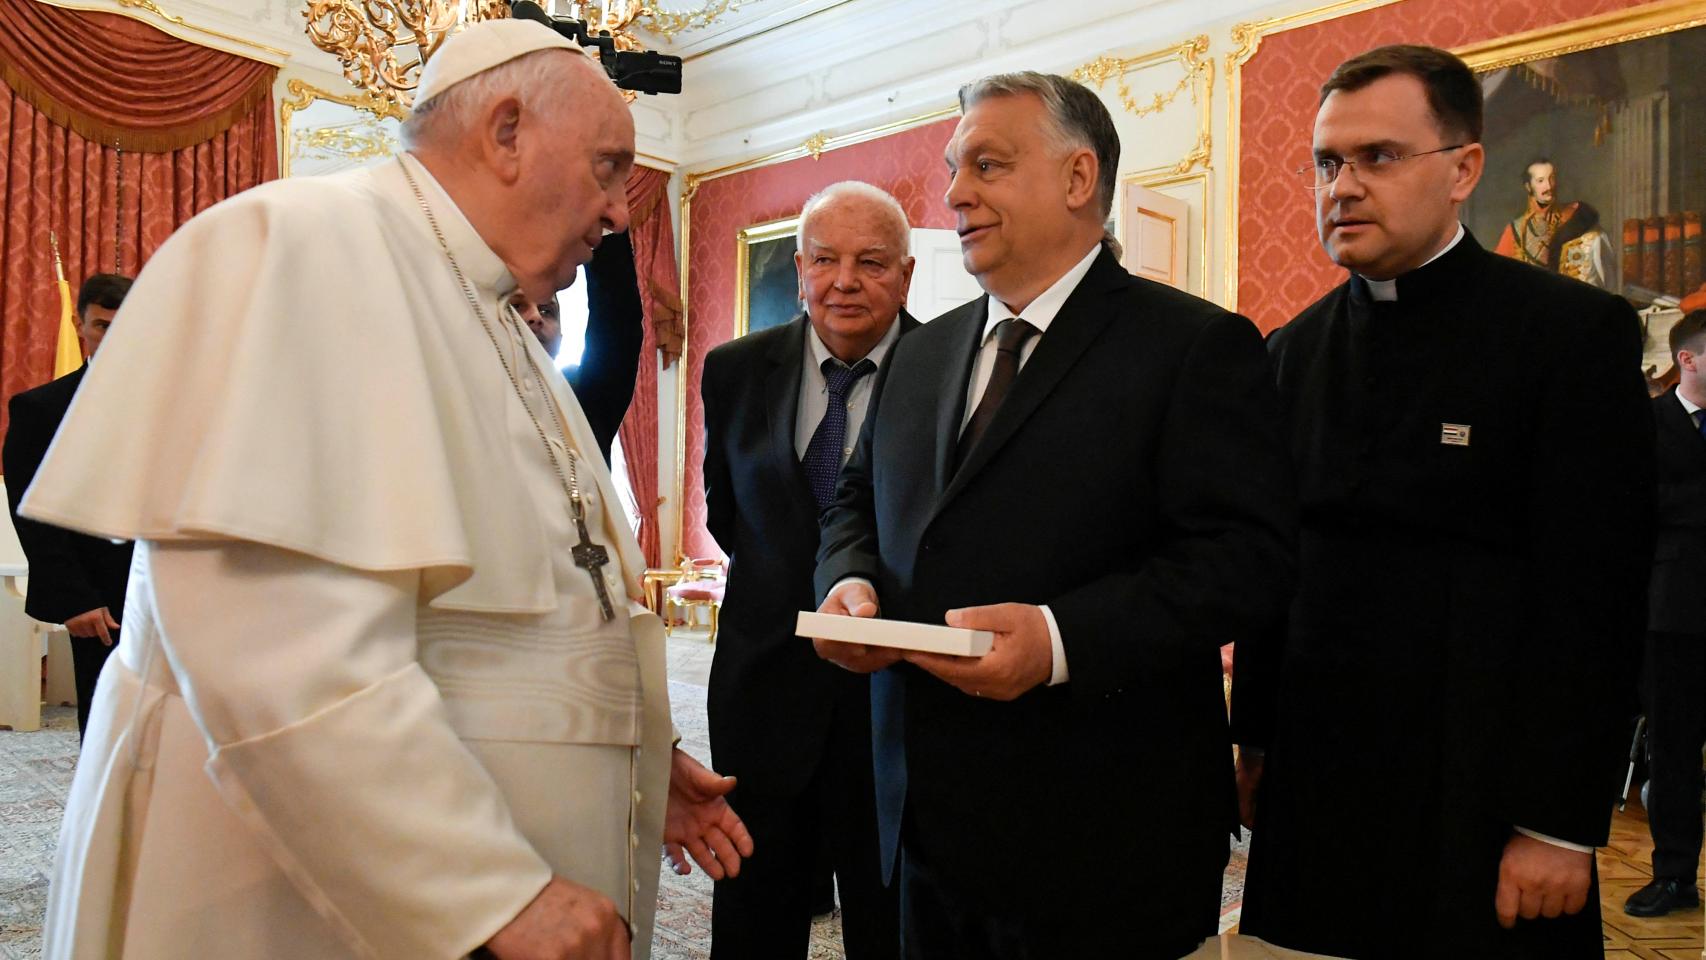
[619,166,679,568]
[0,1,278,446]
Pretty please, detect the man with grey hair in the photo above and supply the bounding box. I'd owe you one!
[810,72,1296,957]
[27,20,748,960]
[701,179,915,958]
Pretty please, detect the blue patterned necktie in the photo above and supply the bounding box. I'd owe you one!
[803,357,876,510]
[1696,409,1706,443]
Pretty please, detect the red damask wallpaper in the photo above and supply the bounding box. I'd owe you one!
[1237,0,1651,333]
[679,118,959,560]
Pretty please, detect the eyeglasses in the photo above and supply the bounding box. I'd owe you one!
[1297,144,1467,190]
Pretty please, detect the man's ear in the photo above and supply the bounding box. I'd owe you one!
[1063,148,1099,214]
[1449,142,1485,205]
[481,95,525,184]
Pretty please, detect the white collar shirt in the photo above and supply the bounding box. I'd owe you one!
[794,315,902,462]
[962,242,1102,432]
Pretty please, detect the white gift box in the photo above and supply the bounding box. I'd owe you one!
[795,611,993,657]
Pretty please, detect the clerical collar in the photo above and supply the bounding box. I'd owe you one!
[1361,223,1465,302]
[983,243,1101,342]
[398,152,518,298]
[807,313,901,372]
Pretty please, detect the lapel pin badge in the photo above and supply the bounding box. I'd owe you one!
[1440,423,1471,447]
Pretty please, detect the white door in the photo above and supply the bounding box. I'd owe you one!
[906,227,985,321]
[1120,184,1189,290]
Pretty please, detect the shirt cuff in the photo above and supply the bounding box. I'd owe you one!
[1040,604,1068,685]
[829,576,875,601]
[1514,827,1594,854]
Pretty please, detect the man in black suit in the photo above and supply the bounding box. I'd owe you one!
[1625,310,1706,918]
[811,73,1297,959]
[3,273,135,739]
[700,181,916,959]
[1233,46,1655,959]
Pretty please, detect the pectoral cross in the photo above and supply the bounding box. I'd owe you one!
[571,509,616,621]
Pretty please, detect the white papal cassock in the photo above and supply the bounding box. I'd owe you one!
[21,152,673,959]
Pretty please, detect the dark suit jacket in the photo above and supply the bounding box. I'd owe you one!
[702,311,918,798]
[3,366,133,626]
[1650,388,1706,634]
[814,248,1297,926]
[569,229,646,464]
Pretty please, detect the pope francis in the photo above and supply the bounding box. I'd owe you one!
[21,19,750,960]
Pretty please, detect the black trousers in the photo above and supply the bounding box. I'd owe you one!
[67,632,115,740]
[1643,629,1706,881]
[710,704,897,960]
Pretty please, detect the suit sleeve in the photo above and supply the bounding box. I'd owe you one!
[148,540,552,960]
[813,354,891,602]
[1045,313,1299,701]
[1499,297,1654,846]
[701,350,735,555]
[569,230,645,464]
[3,391,106,624]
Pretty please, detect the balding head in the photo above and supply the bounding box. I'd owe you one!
[405,47,635,303]
[793,181,915,363]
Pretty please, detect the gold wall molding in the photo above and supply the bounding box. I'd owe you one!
[733,215,802,338]
[1221,0,1402,307]
[1454,0,1706,70]
[34,0,291,63]
[278,78,407,177]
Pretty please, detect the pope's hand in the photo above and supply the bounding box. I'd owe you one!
[64,606,120,646]
[812,581,902,673]
[1494,833,1593,929]
[662,748,753,880]
[482,875,629,960]
[903,603,1051,701]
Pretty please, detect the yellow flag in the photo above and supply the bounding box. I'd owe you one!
[53,276,82,378]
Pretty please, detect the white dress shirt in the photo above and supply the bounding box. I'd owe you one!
[1678,386,1703,424]
[794,317,902,462]
[1363,221,1594,855]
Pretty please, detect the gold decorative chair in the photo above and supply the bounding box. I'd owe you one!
[663,557,725,643]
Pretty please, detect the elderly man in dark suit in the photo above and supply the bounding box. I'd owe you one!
[811,73,1297,959]
[3,272,134,739]
[1234,45,1655,960]
[1626,309,1706,918]
[700,180,918,959]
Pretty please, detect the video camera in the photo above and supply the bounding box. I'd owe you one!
[507,1,683,96]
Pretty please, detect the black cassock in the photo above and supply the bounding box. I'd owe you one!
[1233,232,1655,959]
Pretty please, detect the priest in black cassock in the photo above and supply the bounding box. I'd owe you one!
[1233,45,1655,959]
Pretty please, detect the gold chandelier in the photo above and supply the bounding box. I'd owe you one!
[304,1,738,113]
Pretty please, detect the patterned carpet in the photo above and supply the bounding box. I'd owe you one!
[0,636,1251,959]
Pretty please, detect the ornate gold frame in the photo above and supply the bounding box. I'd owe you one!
[733,215,803,339]
[278,78,408,178]
[1073,35,1214,178]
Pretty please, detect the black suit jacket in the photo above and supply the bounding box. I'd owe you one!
[814,248,1297,924]
[1650,388,1706,634]
[701,311,919,798]
[3,366,134,626]
[569,229,646,464]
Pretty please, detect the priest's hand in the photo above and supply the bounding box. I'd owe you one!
[482,875,629,960]
[1493,833,1593,928]
[812,580,902,674]
[65,606,120,646]
[662,748,753,880]
[903,603,1051,702]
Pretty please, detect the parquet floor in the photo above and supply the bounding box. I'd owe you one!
[1599,792,1705,959]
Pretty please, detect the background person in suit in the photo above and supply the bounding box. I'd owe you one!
[3,272,135,739]
[1233,45,1655,959]
[700,180,915,959]
[811,73,1297,959]
[1625,310,1706,918]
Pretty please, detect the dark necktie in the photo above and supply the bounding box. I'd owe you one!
[955,317,1038,469]
[803,357,875,510]
[1696,409,1706,443]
